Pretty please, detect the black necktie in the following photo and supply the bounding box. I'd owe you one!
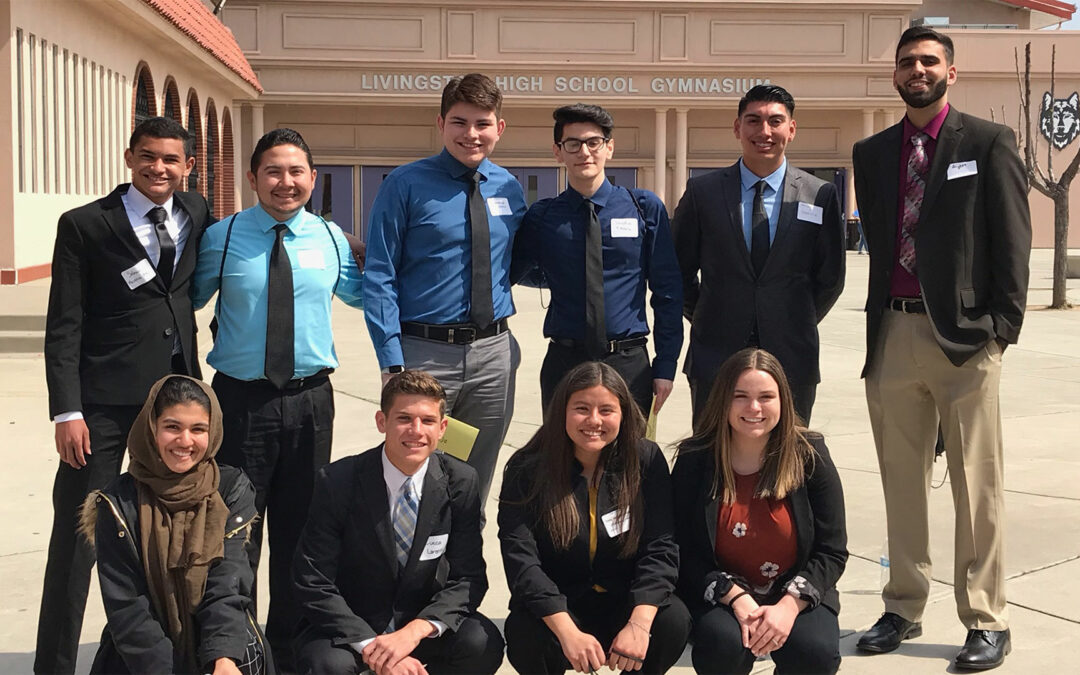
[467,171,494,328]
[265,223,294,389]
[751,180,770,277]
[148,206,174,287]
[584,200,607,359]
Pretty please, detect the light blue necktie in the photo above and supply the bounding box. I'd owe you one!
[392,481,418,570]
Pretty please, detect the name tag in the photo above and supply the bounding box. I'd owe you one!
[601,509,631,537]
[419,534,449,561]
[610,218,639,238]
[797,201,824,225]
[487,197,512,217]
[947,160,978,180]
[121,259,156,290]
[296,249,325,270]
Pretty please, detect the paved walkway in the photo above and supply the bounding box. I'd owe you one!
[1,250,1077,673]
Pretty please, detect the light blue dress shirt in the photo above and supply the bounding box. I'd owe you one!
[363,149,527,367]
[192,204,364,381]
[739,158,787,250]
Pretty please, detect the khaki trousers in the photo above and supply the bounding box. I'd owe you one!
[865,309,1008,630]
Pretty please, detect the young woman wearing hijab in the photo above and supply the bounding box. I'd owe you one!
[672,348,848,674]
[81,375,270,675]
[498,362,691,674]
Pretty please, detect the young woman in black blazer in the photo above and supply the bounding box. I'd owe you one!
[672,348,848,675]
[499,362,691,674]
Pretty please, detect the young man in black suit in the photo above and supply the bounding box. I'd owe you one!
[292,370,504,675]
[671,84,846,426]
[37,116,210,674]
[854,27,1030,670]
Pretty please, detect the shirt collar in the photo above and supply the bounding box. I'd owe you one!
[381,444,430,498]
[903,103,950,142]
[563,178,614,210]
[739,158,786,194]
[437,147,493,181]
[124,184,175,220]
[253,203,309,233]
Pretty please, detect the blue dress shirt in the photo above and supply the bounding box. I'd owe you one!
[513,180,684,381]
[739,158,786,250]
[192,204,364,381]
[363,149,527,367]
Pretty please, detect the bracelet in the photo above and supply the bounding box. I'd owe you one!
[627,620,652,637]
[728,591,751,608]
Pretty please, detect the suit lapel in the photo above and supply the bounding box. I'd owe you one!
[919,108,964,225]
[402,455,447,576]
[720,164,754,273]
[767,168,801,270]
[101,186,155,272]
[358,447,398,574]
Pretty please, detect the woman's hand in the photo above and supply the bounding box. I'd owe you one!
[558,627,606,673]
[212,657,242,675]
[607,606,656,671]
[730,593,762,650]
[745,594,807,656]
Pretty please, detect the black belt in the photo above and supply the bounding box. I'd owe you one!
[551,335,648,355]
[889,297,926,314]
[402,318,509,345]
[217,368,333,391]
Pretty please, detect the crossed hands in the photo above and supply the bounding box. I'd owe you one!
[361,620,431,675]
[731,593,804,658]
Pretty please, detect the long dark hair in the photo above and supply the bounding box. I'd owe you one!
[511,362,645,557]
[679,348,813,503]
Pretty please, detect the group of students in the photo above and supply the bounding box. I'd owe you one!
[85,347,845,675]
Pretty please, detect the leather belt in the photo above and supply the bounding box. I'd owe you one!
[889,297,926,314]
[217,368,333,391]
[551,335,648,355]
[402,318,509,345]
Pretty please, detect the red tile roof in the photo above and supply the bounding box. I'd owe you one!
[998,0,1076,20]
[140,0,262,92]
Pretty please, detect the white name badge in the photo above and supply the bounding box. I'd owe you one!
[947,160,978,180]
[297,249,325,270]
[610,218,639,238]
[419,533,449,561]
[487,197,512,217]
[797,201,824,225]
[601,509,631,537]
[121,259,157,290]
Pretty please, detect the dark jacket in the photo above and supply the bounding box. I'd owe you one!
[498,440,679,618]
[85,466,261,674]
[671,434,848,617]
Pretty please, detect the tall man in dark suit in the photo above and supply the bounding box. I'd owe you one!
[38,116,209,674]
[293,370,503,675]
[854,27,1030,670]
[672,84,846,425]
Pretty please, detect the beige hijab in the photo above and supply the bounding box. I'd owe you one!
[126,375,228,668]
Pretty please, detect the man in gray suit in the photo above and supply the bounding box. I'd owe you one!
[671,84,846,425]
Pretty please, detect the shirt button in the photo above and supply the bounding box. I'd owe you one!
[163,327,174,338]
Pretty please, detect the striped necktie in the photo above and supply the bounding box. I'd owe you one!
[899,132,929,274]
[392,480,419,571]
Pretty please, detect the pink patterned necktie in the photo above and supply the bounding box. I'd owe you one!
[899,132,929,274]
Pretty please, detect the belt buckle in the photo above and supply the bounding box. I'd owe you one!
[607,339,618,354]
[448,326,475,344]
[900,298,916,313]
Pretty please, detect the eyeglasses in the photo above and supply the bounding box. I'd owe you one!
[557,136,610,153]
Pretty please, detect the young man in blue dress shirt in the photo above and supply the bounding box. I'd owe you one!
[192,128,364,668]
[364,74,526,508]
[513,103,683,416]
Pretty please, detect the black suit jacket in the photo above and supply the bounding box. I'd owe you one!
[292,446,488,646]
[671,435,848,617]
[671,163,845,387]
[44,185,209,416]
[852,107,1031,375]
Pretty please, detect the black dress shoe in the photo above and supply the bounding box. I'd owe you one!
[955,628,1011,670]
[856,612,923,653]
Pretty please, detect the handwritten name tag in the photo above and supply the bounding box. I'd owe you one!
[487,197,512,217]
[297,249,325,270]
[121,259,156,290]
[419,534,449,561]
[610,218,639,238]
[797,201,824,225]
[947,160,978,180]
[601,509,631,537]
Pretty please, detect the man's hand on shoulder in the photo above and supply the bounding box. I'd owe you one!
[55,418,91,469]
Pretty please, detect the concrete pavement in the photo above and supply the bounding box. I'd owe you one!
[0,249,1077,673]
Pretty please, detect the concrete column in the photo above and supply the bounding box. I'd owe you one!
[250,102,265,143]
[885,108,899,127]
[673,108,688,205]
[244,103,265,207]
[845,164,857,219]
[862,109,876,140]
[654,108,668,205]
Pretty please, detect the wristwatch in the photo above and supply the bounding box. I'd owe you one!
[381,365,405,375]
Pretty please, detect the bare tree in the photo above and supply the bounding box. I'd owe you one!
[1014,42,1074,309]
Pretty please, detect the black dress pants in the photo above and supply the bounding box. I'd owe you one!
[540,341,653,417]
[295,613,505,675]
[690,603,840,675]
[35,404,141,675]
[505,590,691,675]
[213,372,335,668]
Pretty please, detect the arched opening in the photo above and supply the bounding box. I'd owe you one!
[133,63,156,128]
[185,90,201,194]
[221,107,235,215]
[162,77,181,123]
[206,100,219,218]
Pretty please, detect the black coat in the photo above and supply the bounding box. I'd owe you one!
[292,446,488,646]
[87,466,261,674]
[498,440,679,618]
[671,434,848,617]
[44,185,210,417]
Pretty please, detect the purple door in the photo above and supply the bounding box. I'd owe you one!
[360,165,398,241]
[309,165,355,234]
[507,167,559,206]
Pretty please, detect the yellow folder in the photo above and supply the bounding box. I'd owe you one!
[438,416,480,461]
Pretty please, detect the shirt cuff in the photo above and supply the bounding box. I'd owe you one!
[351,638,375,654]
[54,411,84,423]
[427,620,447,638]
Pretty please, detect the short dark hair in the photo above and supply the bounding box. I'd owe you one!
[440,73,502,118]
[249,128,314,174]
[153,375,212,417]
[380,370,447,416]
[552,103,614,143]
[129,116,193,158]
[738,84,796,117]
[896,26,954,65]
